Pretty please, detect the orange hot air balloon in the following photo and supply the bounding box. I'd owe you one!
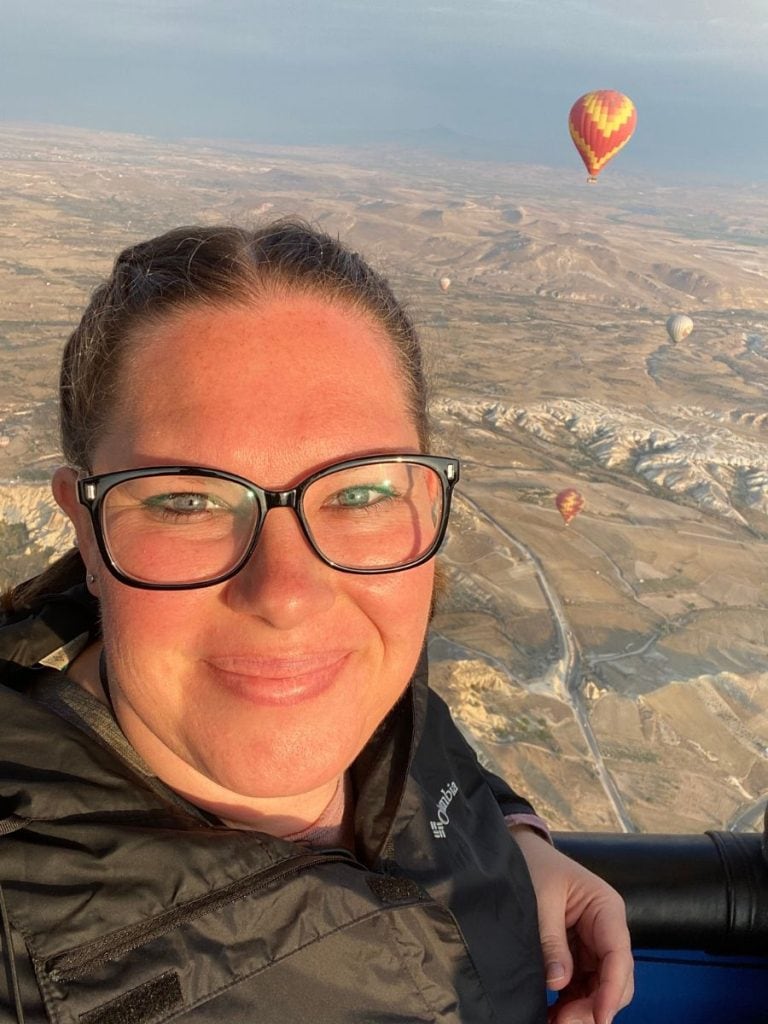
[568,90,636,182]
[555,488,585,526]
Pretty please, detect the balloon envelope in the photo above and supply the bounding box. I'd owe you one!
[555,488,585,526]
[439,276,451,292]
[666,314,694,344]
[568,90,636,181]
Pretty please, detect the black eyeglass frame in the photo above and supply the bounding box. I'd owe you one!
[77,453,460,590]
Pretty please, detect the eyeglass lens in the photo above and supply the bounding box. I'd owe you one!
[99,462,445,584]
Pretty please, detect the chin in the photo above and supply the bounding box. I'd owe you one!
[199,736,354,801]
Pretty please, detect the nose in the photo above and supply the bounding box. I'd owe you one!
[223,506,336,628]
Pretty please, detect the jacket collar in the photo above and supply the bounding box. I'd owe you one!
[0,583,98,687]
[350,647,429,866]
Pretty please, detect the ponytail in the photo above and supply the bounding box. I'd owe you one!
[1,548,86,616]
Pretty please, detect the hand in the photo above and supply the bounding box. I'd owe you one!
[510,827,634,1024]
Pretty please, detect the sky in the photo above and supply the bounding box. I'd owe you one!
[2,0,768,181]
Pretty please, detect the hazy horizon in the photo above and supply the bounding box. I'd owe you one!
[3,1,768,185]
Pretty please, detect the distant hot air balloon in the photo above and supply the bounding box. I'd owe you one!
[665,313,694,344]
[439,276,451,293]
[555,488,585,526]
[568,91,637,182]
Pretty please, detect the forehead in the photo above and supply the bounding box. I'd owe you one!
[97,294,419,483]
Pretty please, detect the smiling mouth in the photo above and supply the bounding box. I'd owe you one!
[204,653,350,707]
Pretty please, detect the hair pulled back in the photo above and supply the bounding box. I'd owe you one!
[5,220,429,612]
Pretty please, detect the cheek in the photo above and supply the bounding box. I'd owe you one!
[98,563,436,686]
[351,563,435,654]
[340,564,434,741]
[99,585,204,668]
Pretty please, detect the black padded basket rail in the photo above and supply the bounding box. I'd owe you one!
[554,827,768,954]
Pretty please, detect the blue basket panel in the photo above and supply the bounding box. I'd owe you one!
[616,949,768,1024]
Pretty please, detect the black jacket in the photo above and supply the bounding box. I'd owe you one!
[0,587,546,1023]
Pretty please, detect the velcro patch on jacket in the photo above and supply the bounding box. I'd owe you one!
[366,875,425,903]
[78,970,182,1024]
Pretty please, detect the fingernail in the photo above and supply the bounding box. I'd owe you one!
[545,960,566,983]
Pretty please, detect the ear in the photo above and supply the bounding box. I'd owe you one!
[52,467,102,592]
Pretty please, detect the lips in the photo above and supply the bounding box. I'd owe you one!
[204,652,351,707]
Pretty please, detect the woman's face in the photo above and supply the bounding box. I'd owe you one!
[62,294,434,818]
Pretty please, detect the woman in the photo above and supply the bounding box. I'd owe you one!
[0,222,632,1023]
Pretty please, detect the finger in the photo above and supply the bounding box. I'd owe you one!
[567,884,631,1018]
[591,946,635,1024]
[538,918,575,991]
[509,828,576,989]
[547,992,597,1024]
[549,930,631,1024]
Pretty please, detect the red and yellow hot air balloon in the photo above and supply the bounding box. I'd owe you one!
[555,488,585,526]
[568,90,636,182]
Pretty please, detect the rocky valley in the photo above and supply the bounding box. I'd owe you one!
[1,122,766,833]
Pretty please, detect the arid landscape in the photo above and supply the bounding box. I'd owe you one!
[1,122,767,834]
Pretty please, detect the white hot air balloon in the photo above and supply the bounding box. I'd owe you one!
[666,314,694,344]
[439,276,451,293]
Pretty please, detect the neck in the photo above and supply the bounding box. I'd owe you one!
[174,772,344,836]
[67,640,108,702]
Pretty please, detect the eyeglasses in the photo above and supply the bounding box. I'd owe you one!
[77,454,460,590]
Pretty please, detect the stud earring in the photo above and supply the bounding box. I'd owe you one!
[87,573,97,584]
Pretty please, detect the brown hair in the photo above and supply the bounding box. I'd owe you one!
[4,220,430,613]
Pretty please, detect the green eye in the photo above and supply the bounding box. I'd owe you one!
[144,492,227,517]
[171,494,213,512]
[334,484,396,508]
